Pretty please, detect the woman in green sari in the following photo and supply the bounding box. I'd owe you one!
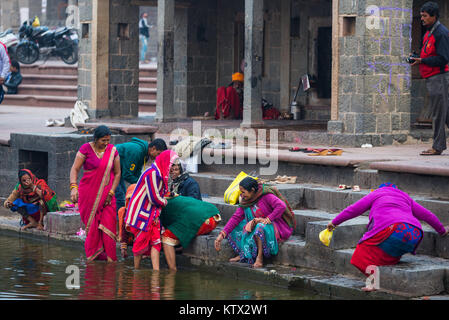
[214,177,295,268]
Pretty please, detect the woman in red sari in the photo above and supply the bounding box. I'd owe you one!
[70,125,121,262]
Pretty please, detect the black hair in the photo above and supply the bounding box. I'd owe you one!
[93,125,111,141]
[18,169,30,179]
[239,176,259,193]
[421,1,439,19]
[149,138,167,151]
[10,60,20,71]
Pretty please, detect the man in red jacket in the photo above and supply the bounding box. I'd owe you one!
[411,2,449,155]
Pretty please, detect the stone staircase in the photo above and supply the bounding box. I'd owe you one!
[2,63,157,112]
[179,161,449,299]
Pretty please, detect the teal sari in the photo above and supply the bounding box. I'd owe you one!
[227,205,278,264]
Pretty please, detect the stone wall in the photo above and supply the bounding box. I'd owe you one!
[109,0,140,118]
[78,0,139,118]
[0,133,151,202]
[335,0,413,141]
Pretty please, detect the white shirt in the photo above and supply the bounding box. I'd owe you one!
[0,43,10,79]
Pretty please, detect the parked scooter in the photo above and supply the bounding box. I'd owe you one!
[15,20,78,65]
[0,29,19,60]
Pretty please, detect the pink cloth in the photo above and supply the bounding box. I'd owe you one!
[332,187,446,253]
[223,193,293,241]
[78,143,118,262]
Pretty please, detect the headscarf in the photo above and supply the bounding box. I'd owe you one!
[168,159,190,194]
[232,72,244,83]
[378,182,398,189]
[154,150,178,190]
[239,183,296,229]
[16,169,55,204]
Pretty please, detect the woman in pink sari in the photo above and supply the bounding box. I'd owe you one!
[70,125,121,262]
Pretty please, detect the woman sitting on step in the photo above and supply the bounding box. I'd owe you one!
[3,169,59,231]
[214,176,295,268]
[327,183,449,291]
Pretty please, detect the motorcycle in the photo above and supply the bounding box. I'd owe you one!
[0,29,19,60]
[15,20,78,65]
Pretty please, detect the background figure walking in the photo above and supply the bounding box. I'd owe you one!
[139,12,150,64]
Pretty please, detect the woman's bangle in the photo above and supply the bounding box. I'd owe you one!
[108,190,115,196]
[70,184,78,190]
[219,230,226,238]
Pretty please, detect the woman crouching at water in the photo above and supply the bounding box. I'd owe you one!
[214,177,295,268]
[4,169,59,230]
[70,125,121,262]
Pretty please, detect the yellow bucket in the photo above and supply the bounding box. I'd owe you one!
[319,228,333,247]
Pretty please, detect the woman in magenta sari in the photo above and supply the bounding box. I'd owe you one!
[70,125,121,262]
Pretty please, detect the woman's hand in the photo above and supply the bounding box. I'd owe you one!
[121,248,128,258]
[70,188,79,204]
[327,222,336,231]
[214,233,225,251]
[442,226,449,237]
[104,194,113,207]
[4,200,13,209]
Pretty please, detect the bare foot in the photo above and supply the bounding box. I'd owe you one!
[229,256,240,262]
[37,224,44,231]
[252,260,263,269]
[22,223,37,230]
[361,286,377,292]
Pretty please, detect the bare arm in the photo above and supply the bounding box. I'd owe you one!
[70,152,85,203]
[104,156,121,207]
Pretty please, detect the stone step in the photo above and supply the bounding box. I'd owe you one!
[187,229,449,297]
[2,94,156,111]
[21,74,78,86]
[21,63,78,76]
[139,77,157,88]
[16,84,156,100]
[194,173,449,224]
[139,66,157,78]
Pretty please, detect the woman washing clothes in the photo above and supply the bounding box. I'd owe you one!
[161,158,220,270]
[4,169,59,230]
[327,183,449,291]
[214,176,295,268]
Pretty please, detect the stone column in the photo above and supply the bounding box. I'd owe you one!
[155,0,176,122]
[241,0,264,128]
[1,0,21,32]
[90,0,109,117]
[329,0,413,146]
[280,0,291,111]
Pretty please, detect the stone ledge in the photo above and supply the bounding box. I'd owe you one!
[370,160,449,177]
[76,122,158,135]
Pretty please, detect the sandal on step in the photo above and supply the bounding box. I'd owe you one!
[308,149,329,156]
[328,148,343,156]
[420,148,442,156]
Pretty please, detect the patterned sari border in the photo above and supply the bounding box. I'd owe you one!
[99,223,117,242]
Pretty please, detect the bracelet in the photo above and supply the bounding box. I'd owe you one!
[219,230,226,238]
[108,190,115,196]
[70,184,78,190]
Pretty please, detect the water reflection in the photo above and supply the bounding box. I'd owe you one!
[0,233,320,300]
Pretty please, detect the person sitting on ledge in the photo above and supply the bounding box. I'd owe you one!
[3,60,22,94]
[326,182,449,292]
[214,176,295,268]
[215,72,244,120]
[3,169,59,230]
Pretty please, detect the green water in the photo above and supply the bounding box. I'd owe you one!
[0,233,322,300]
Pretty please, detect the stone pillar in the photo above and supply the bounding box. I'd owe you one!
[329,0,413,145]
[155,0,175,122]
[280,0,291,111]
[90,0,109,118]
[1,0,21,32]
[241,0,264,128]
